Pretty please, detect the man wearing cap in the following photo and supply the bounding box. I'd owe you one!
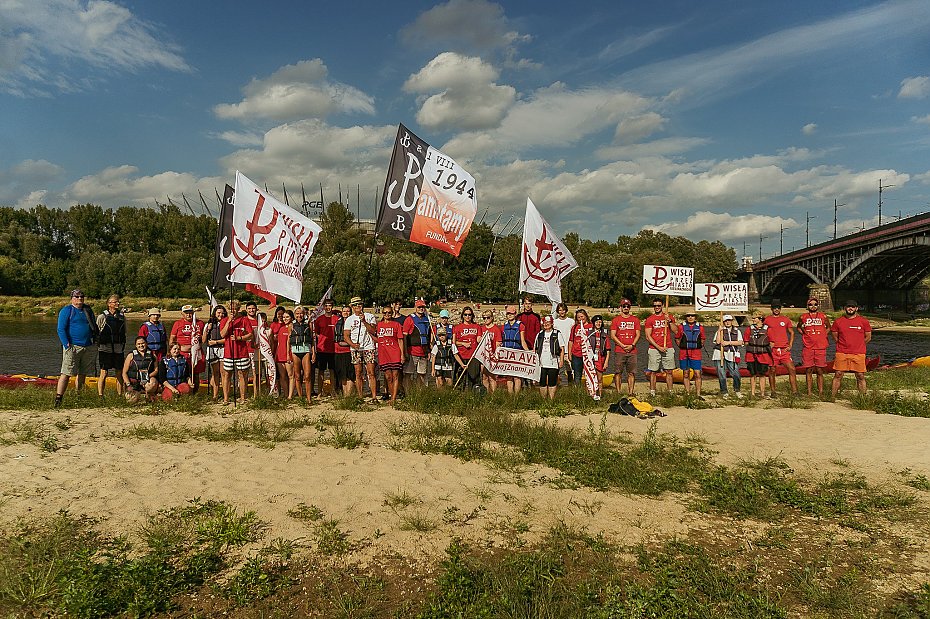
[344,297,378,399]
[676,311,705,396]
[435,309,453,340]
[313,298,340,396]
[797,297,831,397]
[610,299,640,395]
[55,289,99,407]
[139,308,168,363]
[644,298,677,397]
[830,300,871,397]
[170,305,206,393]
[403,300,433,386]
[763,300,798,395]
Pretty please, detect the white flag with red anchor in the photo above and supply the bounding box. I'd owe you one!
[229,171,322,303]
[519,197,578,304]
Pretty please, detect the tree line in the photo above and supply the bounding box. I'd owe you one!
[0,203,737,306]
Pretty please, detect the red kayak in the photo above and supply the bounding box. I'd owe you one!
[702,356,880,378]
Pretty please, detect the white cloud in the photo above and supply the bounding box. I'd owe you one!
[214,59,375,122]
[802,123,818,135]
[404,52,515,130]
[0,158,63,206]
[443,83,653,158]
[594,137,709,160]
[647,212,798,241]
[614,112,666,143]
[620,0,930,105]
[211,130,264,147]
[913,114,930,126]
[0,0,189,96]
[401,0,529,54]
[219,120,396,189]
[65,165,222,206]
[899,76,930,99]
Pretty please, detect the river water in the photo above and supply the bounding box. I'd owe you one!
[2,316,928,377]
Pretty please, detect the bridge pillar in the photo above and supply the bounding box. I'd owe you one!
[745,268,760,303]
[807,284,833,311]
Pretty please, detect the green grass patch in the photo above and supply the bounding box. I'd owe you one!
[867,366,930,393]
[698,457,916,521]
[314,412,368,449]
[0,418,61,452]
[0,499,264,617]
[113,413,314,447]
[848,391,930,418]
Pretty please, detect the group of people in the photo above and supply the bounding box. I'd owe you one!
[54,290,873,407]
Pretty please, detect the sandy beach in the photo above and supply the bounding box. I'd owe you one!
[3,399,929,565]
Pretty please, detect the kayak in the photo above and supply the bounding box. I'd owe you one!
[702,356,881,378]
[876,355,930,370]
[0,374,211,389]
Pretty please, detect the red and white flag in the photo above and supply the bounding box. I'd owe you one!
[229,171,322,303]
[519,197,578,304]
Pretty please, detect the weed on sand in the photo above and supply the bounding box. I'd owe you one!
[0,418,61,452]
[848,391,930,418]
[867,366,930,393]
[113,413,315,447]
[0,499,264,617]
[314,412,368,449]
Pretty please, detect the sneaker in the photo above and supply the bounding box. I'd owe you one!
[593,395,601,401]
[649,389,657,397]
[54,394,63,408]
[720,391,730,398]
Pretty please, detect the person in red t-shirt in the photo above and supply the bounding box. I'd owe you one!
[797,297,832,397]
[763,300,798,396]
[169,305,206,393]
[830,299,872,397]
[244,301,262,398]
[275,310,295,399]
[219,300,254,405]
[377,306,406,404]
[516,297,542,356]
[644,298,677,396]
[453,307,483,389]
[610,298,641,395]
[313,298,339,396]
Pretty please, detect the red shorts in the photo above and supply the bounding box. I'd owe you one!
[161,382,191,401]
[770,346,793,366]
[834,352,866,373]
[801,348,827,368]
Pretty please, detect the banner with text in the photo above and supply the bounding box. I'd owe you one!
[694,283,749,312]
[642,265,694,296]
[473,332,542,381]
[376,123,477,257]
[519,197,578,304]
[229,171,322,303]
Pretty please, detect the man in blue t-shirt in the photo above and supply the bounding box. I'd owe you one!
[55,289,98,407]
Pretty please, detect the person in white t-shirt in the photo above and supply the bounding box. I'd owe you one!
[343,296,378,399]
[551,302,575,385]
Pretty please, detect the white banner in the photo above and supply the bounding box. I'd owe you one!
[473,331,542,381]
[642,265,694,296]
[577,326,598,397]
[229,171,322,303]
[519,197,578,304]
[694,283,749,312]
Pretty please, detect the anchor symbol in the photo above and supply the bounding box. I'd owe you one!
[231,190,279,273]
[522,227,558,284]
[391,214,406,232]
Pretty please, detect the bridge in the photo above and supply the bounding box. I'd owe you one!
[741,211,930,311]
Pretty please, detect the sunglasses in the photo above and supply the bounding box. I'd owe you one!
[483,315,493,319]
[506,312,515,315]
[620,304,631,308]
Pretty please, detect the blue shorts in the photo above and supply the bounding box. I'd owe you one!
[679,358,702,371]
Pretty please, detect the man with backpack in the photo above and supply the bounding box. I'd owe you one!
[55,289,99,407]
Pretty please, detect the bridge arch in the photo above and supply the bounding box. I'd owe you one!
[760,264,821,297]
[833,237,930,290]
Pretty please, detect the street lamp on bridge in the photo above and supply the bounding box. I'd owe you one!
[878,179,895,226]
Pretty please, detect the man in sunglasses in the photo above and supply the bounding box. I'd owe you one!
[797,297,831,397]
[644,298,677,397]
[764,299,798,396]
[610,298,640,395]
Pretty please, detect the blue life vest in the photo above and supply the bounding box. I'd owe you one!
[502,320,523,349]
[164,355,188,386]
[144,321,166,352]
[679,323,703,350]
[410,314,431,348]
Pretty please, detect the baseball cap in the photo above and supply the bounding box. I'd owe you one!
[505,304,517,314]
[439,309,450,318]
[148,307,161,316]
[619,298,632,306]
[414,299,427,308]
[844,299,858,307]
[70,289,85,298]
[181,304,194,313]
[722,314,734,321]
[350,296,363,306]
[685,311,696,316]
[770,299,782,308]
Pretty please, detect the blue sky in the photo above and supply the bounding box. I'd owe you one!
[2,0,929,257]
